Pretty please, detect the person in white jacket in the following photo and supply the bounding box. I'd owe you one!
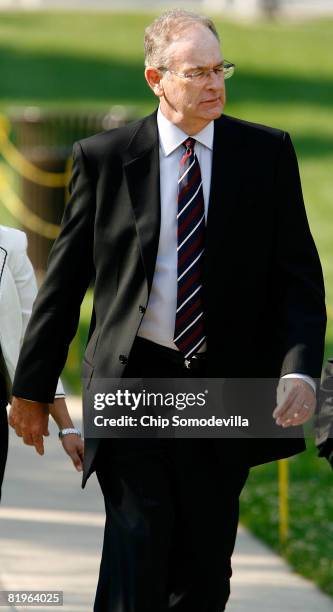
[0,225,83,500]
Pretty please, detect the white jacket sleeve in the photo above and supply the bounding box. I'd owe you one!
[4,228,65,397]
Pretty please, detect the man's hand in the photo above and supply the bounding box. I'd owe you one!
[9,396,49,455]
[273,378,316,427]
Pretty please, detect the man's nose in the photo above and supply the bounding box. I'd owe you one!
[206,68,224,85]
[206,72,224,91]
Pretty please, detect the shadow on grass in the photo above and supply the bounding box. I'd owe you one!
[228,70,333,110]
[1,45,333,109]
[0,47,150,103]
[1,46,333,161]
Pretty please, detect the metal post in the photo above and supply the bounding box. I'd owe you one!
[278,458,289,547]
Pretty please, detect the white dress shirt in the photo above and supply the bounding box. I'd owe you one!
[137,107,212,352]
[137,108,315,392]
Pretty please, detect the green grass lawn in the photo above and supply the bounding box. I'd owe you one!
[240,439,333,597]
[0,11,332,597]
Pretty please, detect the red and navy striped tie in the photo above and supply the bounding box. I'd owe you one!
[173,137,206,359]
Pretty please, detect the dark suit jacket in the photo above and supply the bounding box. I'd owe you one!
[12,111,327,487]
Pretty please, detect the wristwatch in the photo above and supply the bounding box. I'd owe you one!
[58,427,81,440]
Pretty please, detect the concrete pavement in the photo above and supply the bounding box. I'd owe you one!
[1,396,332,611]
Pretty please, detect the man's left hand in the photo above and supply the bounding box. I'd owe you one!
[273,378,316,427]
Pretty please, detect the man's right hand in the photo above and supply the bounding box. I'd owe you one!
[9,396,49,455]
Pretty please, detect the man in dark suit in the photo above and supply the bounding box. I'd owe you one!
[10,9,326,612]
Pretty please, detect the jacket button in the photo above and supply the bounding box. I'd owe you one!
[139,305,146,314]
[119,354,128,364]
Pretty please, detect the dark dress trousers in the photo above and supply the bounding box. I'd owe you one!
[94,336,250,612]
[12,111,326,610]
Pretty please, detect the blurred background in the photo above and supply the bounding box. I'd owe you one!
[0,0,332,599]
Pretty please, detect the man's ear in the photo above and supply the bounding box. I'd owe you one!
[145,67,164,98]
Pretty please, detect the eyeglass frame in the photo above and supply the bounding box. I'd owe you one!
[157,60,235,81]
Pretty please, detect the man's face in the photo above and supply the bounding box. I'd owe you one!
[159,25,225,131]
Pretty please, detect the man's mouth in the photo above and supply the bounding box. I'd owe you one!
[201,97,221,104]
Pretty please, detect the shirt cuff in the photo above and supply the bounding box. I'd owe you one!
[55,377,65,397]
[17,395,66,402]
[16,397,45,403]
[281,373,316,394]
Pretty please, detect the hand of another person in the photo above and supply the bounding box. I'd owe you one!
[60,434,84,472]
[49,397,84,472]
[273,378,316,427]
[9,396,49,455]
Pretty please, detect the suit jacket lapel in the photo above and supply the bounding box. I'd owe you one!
[123,111,161,295]
[206,114,244,238]
[204,114,245,300]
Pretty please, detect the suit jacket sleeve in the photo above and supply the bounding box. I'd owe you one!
[275,132,326,379]
[12,142,95,403]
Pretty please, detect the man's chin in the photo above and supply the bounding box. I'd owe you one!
[201,105,224,120]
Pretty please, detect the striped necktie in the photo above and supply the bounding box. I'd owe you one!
[173,137,206,359]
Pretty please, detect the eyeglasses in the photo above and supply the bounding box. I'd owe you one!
[159,60,235,82]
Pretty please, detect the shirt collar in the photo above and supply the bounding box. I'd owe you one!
[157,106,214,157]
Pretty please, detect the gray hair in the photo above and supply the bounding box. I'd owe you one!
[144,9,220,69]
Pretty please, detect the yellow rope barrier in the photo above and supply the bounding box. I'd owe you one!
[64,155,73,203]
[278,458,289,547]
[0,114,71,188]
[0,166,60,240]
